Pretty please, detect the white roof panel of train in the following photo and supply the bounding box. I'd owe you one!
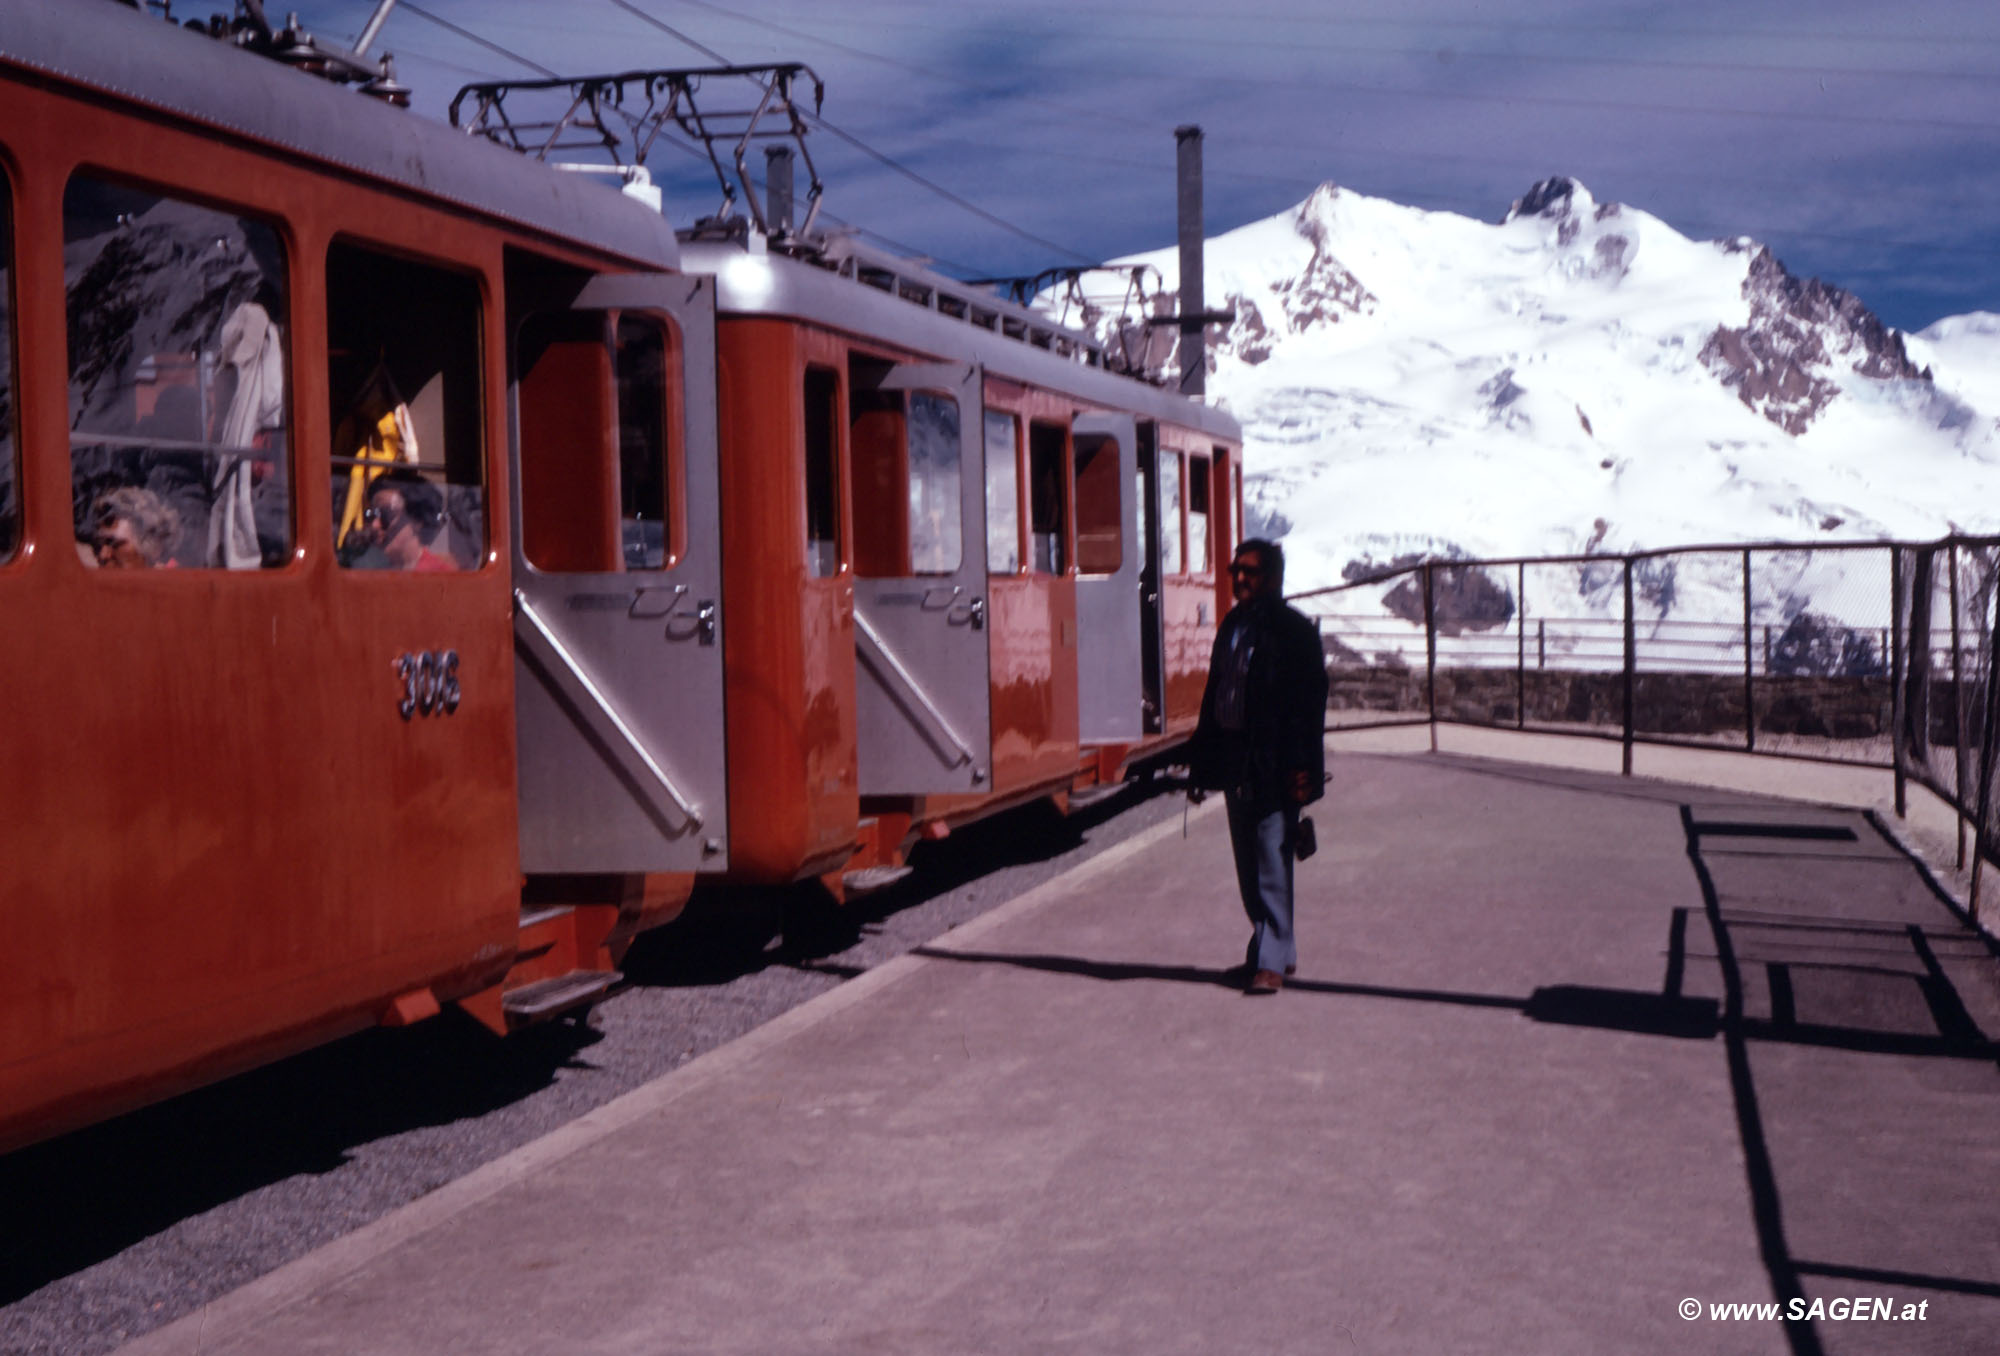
[684,242,1243,441]
[0,0,680,272]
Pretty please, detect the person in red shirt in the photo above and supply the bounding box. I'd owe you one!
[361,471,456,572]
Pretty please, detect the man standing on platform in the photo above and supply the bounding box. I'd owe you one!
[1189,538,1330,994]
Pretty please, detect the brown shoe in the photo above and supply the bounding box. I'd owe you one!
[1246,968,1284,994]
[1285,964,1297,977]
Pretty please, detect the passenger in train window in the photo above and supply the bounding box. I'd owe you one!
[63,179,292,570]
[356,470,456,572]
[87,486,182,569]
[325,244,486,571]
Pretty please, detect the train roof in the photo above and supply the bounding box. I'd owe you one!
[683,239,1243,442]
[0,1,681,272]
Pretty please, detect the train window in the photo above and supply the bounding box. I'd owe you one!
[0,183,14,564]
[984,409,1020,575]
[64,178,292,570]
[848,372,905,578]
[328,241,484,571]
[1188,454,1212,575]
[1072,431,1122,576]
[1028,420,1067,575]
[1160,453,1184,576]
[907,392,961,574]
[616,315,673,570]
[848,364,960,578]
[517,310,615,572]
[515,310,678,574]
[804,367,841,578]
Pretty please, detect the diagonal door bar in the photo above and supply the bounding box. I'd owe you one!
[852,609,975,768]
[513,591,704,830]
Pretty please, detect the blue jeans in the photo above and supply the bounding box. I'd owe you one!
[1225,792,1298,974]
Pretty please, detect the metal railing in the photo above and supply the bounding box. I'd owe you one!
[1291,536,2000,904]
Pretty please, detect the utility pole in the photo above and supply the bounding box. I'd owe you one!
[1172,126,1233,399]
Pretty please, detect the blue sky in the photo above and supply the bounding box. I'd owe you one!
[297,0,2000,332]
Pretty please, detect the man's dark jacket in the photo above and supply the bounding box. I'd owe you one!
[1188,594,1330,809]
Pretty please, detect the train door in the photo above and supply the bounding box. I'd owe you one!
[848,358,992,792]
[1073,412,1142,742]
[1136,422,1167,734]
[510,274,728,871]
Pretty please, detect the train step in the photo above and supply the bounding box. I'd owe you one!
[1066,783,1128,811]
[501,969,622,1027]
[841,865,914,897]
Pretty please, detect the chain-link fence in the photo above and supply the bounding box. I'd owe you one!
[1296,534,2000,885]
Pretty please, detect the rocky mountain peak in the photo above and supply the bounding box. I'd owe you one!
[1202,181,1376,367]
[1052,179,1999,588]
[1504,176,1588,223]
[1499,177,1634,283]
[1274,197,1377,337]
[1700,246,1924,434]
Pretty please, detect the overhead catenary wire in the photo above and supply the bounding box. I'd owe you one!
[663,0,1164,133]
[596,0,1101,266]
[400,1,559,78]
[796,115,1097,266]
[601,0,728,64]
[382,1,1107,275]
[381,8,1014,282]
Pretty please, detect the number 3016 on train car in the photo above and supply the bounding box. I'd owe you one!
[394,650,462,719]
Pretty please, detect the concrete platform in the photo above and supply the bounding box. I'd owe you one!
[119,751,2000,1356]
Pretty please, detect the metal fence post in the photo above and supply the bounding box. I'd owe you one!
[1891,547,1907,818]
[1972,581,2000,921]
[1742,548,1756,754]
[1951,543,1966,869]
[1516,561,1526,730]
[1424,563,1438,752]
[1622,559,1635,776]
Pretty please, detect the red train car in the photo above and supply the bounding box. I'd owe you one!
[0,2,713,1150]
[0,4,1243,1153]
[686,240,1241,891]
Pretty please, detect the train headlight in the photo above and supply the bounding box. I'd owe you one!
[722,253,777,306]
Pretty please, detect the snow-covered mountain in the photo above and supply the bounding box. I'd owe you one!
[1052,178,2000,604]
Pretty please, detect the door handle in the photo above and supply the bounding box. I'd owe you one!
[697,599,717,646]
[948,595,985,630]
